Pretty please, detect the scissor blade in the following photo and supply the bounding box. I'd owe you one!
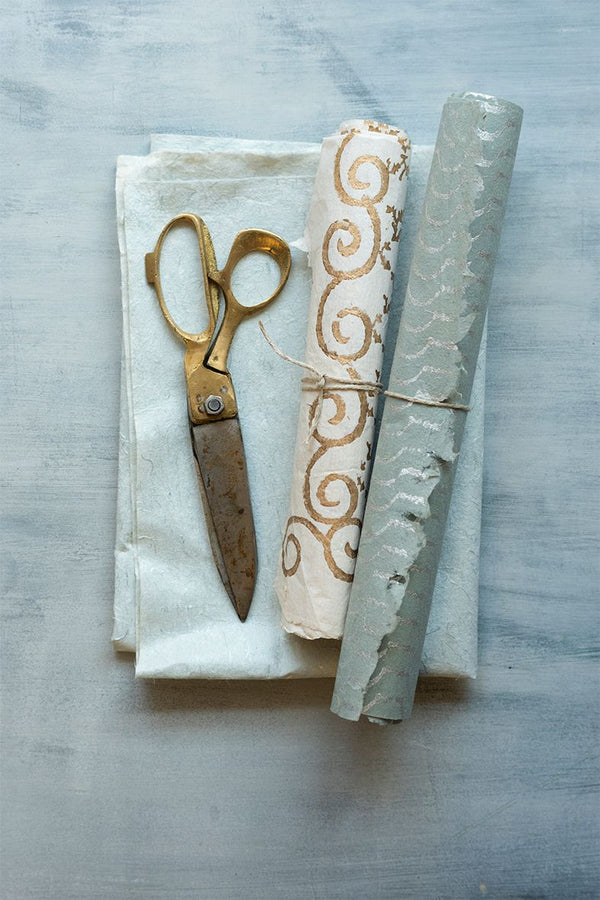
[191,419,257,621]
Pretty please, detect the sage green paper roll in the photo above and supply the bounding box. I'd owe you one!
[330,92,523,723]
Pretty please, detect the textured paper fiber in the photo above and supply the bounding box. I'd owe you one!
[113,134,486,679]
[331,93,523,721]
[274,121,412,640]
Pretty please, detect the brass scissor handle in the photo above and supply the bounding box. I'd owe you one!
[145,214,291,425]
[145,213,219,351]
[206,228,291,373]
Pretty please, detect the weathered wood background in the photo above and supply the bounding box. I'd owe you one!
[1,2,598,898]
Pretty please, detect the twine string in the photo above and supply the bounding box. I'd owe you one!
[258,321,470,439]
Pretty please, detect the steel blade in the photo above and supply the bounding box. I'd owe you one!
[191,418,257,621]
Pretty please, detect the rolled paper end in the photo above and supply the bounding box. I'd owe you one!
[447,91,524,119]
[365,716,400,727]
[279,608,343,641]
[337,118,411,142]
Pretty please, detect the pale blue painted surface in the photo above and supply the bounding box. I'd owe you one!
[1,2,598,898]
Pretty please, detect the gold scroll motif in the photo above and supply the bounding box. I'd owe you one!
[282,129,410,582]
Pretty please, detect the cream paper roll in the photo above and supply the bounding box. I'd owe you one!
[274,120,411,640]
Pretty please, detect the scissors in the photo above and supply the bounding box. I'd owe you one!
[145,214,291,621]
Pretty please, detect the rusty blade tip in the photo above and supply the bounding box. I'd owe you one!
[234,599,251,623]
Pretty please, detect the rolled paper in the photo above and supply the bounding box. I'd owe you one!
[274,120,411,640]
[330,93,523,722]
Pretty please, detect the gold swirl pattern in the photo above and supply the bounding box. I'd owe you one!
[282,126,410,584]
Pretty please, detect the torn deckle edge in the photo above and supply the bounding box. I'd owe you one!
[330,93,523,722]
[274,119,411,640]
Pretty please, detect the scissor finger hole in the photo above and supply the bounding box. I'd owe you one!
[158,221,211,335]
[229,251,283,308]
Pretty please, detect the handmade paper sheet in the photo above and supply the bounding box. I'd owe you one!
[274,121,411,640]
[114,138,341,677]
[113,134,486,679]
[331,93,523,721]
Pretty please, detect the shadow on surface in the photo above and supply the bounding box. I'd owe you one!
[126,662,473,716]
[142,675,335,713]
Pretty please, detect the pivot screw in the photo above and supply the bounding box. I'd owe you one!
[205,395,225,415]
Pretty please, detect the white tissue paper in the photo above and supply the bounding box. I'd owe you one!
[113,133,484,678]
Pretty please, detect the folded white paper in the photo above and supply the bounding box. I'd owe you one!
[113,134,484,679]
